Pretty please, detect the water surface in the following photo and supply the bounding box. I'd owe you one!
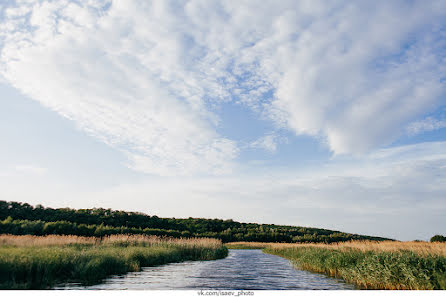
[56,249,354,290]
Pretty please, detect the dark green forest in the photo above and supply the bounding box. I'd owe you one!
[0,200,390,243]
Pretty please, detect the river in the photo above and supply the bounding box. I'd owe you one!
[55,249,354,290]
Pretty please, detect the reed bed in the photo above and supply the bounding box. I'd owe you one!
[0,234,223,248]
[0,234,99,246]
[227,240,446,257]
[226,241,446,290]
[0,234,227,289]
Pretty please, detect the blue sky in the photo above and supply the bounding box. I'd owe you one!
[1,0,446,240]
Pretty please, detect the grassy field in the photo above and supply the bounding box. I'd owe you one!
[0,234,228,289]
[226,241,446,290]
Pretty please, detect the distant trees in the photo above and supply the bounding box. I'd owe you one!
[0,217,186,238]
[0,200,390,243]
[430,235,446,242]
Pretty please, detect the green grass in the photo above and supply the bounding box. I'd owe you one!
[0,239,228,289]
[264,246,446,290]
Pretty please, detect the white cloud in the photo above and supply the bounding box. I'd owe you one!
[0,0,238,176]
[249,134,279,152]
[267,2,446,154]
[406,117,446,136]
[1,0,446,175]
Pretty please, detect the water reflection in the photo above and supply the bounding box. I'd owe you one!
[56,249,354,290]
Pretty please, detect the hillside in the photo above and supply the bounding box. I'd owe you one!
[0,200,390,243]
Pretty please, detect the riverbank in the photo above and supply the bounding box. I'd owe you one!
[0,234,227,289]
[227,241,446,289]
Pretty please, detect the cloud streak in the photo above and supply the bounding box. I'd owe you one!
[1,0,240,175]
[406,117,446,136]
[248,133,281,153]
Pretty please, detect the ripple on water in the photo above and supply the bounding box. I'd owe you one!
[55,249,354,290]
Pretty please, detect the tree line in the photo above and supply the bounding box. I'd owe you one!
[0,200,390,243]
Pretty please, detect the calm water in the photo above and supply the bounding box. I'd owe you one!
[56,249,354,290]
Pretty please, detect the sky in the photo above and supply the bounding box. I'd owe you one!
[1,0,446,241]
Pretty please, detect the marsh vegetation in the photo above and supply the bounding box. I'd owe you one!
[227,241,446,289]
[0,234,227,289]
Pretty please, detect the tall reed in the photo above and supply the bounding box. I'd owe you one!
[255,241,446,290]
[227,240,446,257]
[0,235,227,289]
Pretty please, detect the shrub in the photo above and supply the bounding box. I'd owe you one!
[430,235,446,243]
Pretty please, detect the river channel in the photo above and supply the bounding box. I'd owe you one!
[56,249,354,290]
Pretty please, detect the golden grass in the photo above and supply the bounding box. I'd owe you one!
[226,240,446,257]
[0,234,223,248]
[228,241,446,289]
[0,234,227,289]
